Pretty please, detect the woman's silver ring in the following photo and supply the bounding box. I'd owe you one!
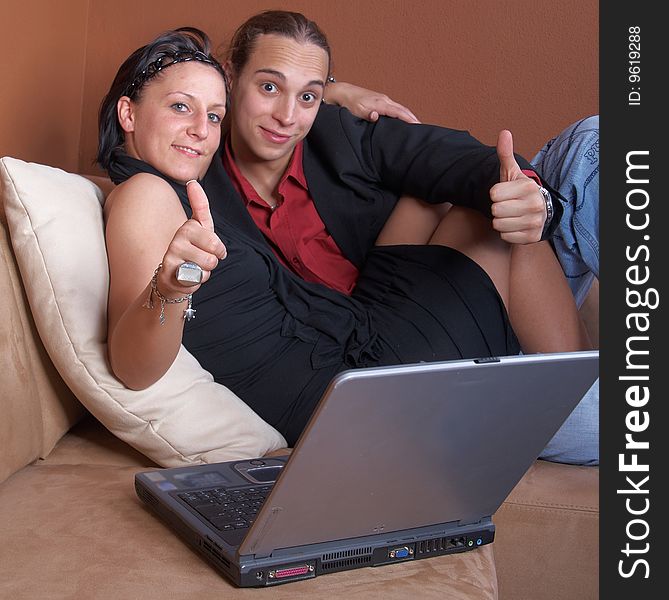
[176,261,204,286]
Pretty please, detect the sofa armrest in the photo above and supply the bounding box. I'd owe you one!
[0,191,84,485]
[493,460,599,600]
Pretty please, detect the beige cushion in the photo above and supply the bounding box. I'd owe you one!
[0,156,287,466]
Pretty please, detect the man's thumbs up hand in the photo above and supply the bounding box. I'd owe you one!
[490,130,547,244]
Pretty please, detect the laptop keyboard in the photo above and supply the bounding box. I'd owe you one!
[178,485,273,532]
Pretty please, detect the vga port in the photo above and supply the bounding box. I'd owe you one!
[388,545,414,560]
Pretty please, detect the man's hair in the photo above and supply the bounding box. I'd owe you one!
[227,10,332,77]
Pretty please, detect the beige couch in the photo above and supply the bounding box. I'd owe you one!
[0,158,598,599]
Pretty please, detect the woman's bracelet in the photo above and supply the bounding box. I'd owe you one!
[142,263,196,324]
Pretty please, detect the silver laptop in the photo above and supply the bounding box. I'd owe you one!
[135,350,598,587]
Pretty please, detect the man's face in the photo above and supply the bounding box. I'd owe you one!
[228,34,328,171]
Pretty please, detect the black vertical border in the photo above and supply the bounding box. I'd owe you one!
[600,2,667,596]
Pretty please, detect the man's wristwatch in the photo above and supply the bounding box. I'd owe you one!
[538,186,554,238]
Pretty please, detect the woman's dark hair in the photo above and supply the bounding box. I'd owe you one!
[227,10,331,77]
[96,27,228,171]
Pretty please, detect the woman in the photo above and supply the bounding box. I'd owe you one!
[99,26,414,388]
[100,18,588,446]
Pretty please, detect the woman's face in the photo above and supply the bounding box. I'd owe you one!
[228,34,329,170]
[119,61,227,183]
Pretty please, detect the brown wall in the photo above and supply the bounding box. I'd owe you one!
[1,0,598,175]
[1,0,89,172]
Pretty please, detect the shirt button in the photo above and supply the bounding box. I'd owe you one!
[292,257,300,265]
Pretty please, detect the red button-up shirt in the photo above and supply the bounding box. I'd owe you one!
[223,138,543,296]
[223,138,360,295]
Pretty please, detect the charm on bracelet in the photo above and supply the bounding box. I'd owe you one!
[143,263,196,324]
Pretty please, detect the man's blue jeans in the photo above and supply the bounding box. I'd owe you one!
[532,115,599,307]
[532,116,599,466]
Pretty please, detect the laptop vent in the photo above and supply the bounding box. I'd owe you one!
[135,483,159,508]
[199,538,231,568]
[322,547,373,562]
[321,555,372,571]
